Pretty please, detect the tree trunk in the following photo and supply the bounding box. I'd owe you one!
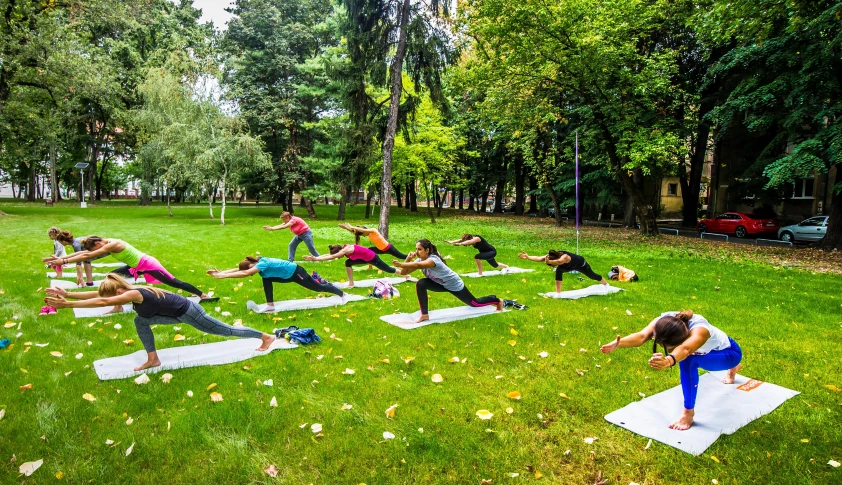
[287,190,294,214]
[468,188,475,211]
[622,195,635,227]
[395,184,403,208]
[297,180,317,218]
[494,174,506,213]
[480,189,489,212]
[405,182,412,209]
[409,181,418,211]
[616,166,657,235]
[26,162,36,201]
[378,0,412,239]
[167,188,173,217]
[220,171,228,225]
[365,187,374,218]
[820,183,842,251]
[514,155,525,215]
[338,184,348,220]
[423,175,436,223]
[679,102,714,227]
[528,175,538,213]
[49,143,58,203]
[459,188,464,209]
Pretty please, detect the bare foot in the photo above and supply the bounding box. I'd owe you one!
[496,300,504,312]
[415,314,430,323]
[345,284,355,289]
[499,263,509,270]
[134,358,161,372]
[105,305,124,315]
[256,334,276,351]
[668,409,695,430]
[723,364,742,384]
[263,305,275,313]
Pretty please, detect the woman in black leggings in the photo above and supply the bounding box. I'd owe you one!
[519,249,607,293]
[304,244,404,289]
[445,234,510,275]
[207,256,347,311]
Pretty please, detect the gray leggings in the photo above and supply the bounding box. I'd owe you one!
[288,229,319,261]
[133,301,263,353]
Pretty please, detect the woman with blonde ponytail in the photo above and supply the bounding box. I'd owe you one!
[599,310,743,430]
[45,275,275,371]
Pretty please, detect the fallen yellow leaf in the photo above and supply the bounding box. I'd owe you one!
[385,404,398,418]
[210,392,223,402]
[402,356,415,364]
[122,339,134,345]
[82,393,96,402]
[507,391,521,400]
[825,385,841,392]
[50,351,63,357]
[341,404,353,411]
[381,358,390,364]
[711,455,720,463]
[207,383,217,391]
[56,471,64,479]
[174,334,185,341]
[449,356,460,363]
[559,393,569,399]
[431,374,443,383]
[510,328,519,336]
[476,409,494,420]
[507,340,516,346]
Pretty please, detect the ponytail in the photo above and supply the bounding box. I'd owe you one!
[652,312,693,355]
[547,249,563,261]
[98,274,166,299]
[676,310,694,323]
[238,256,262,271]
[56,230,74,246]
[328,244,344,255]
[459,234,473,243]
[82,236,104,250]
[416,238,447,265]
[48,226,61,239]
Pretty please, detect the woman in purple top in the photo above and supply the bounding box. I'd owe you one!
[304,244,401,289]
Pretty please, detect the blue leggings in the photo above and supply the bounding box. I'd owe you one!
[679,337,742,409]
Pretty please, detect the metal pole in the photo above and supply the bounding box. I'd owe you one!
[81,170,86,208]
[575,131,580,254]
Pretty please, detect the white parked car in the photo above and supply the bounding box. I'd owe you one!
[778,216,828,243]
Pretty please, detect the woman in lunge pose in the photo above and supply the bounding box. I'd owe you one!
[304,244,404,289]
[43,236,214,314]
[45,275,275,371]
[393,239,524,323]
[518,249,607,292]
[445,234,509,275]
[338,223,407,259]
[207,256,348,311]
[600,310,743,430]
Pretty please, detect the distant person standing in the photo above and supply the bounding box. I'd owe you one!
[263,211,320,262]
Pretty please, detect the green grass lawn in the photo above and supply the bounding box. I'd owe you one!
[0,201,840,484]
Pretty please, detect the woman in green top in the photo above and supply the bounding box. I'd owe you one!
[43,236,213,313]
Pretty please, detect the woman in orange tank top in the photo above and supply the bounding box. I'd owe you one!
[338,223,408,259]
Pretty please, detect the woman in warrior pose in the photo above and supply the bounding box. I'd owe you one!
[304,244,404,289]
[207,256,348,311]
[445,234,509,275]
[45,274,274,371]
[339,223,407,259]
[518,249,607,292]
[600,310,743,430]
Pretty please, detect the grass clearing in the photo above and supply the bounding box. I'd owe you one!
[0,201,840,483]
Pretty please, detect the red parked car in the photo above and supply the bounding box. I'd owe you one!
[696,212,779,238]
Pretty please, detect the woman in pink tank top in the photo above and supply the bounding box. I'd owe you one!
[263,211,320,261]
[305,244,405,288]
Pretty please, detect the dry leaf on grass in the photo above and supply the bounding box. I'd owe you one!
[825,385,841,392]
[476,410,493,420]
[431,374,443,383]
[206,383,217,391]
[126,417,134,425]
[448,356,460,363]
[269,397,278,408]
[385,404,398,418]
[559,393,569,399]
[210,392,223,402]
[310,423,322,433]
[507,340,516,346]
[19,383,32,391]
[125,443,135,456]
[341,404,352,410]
[263,379,273,387]
[75,353,83,359]
[122,339,134,345]
[50,351,63,357]
[506,407,514,414]
[510,328,518,336]
[342,368,355,375]
[19,459,43,477]
[187,391,194,397]
[507,391,521,400]
[0,409,5,420]
[174,335,185,342]
[402,356,415,364]
[583,437,597,444]
[160,373,173,383]
[264,465,279,477]
[134,374,150,385]
[538,351,549,358]
[82,393,96,402]
[828,460,840,468]
[383,431,395,440]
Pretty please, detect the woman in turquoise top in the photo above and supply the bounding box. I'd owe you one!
[208,256,347,311]
[44,236,213,313]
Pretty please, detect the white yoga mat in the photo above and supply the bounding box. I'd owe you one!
[381,305,508,330]
[50,279,104,289]
[72,296,201,318]
[48,272,111,279]
[604,372,799,455]
[460,267,534,278]
[246,293,366,313]
[539,284,623,299]
[59,262,124,269]
[335,277,410,289]
[93,338,298,380]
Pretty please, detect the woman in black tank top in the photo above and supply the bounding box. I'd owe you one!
[45,275,276,372]
[518,249,607,293]
[445,234,510,275]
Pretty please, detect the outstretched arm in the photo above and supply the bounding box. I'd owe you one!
[305,247,349,262]
[263,221,292,231]
[649,327,710,370]
[45,287,100,300]
[393,258,435,275]
[207,267,259,279]
[600,321,657,354]
[339,223,374,235]
[44,241,118,265]
[544,254,572,267]
[45,290,141,309]
[518,252,547,263]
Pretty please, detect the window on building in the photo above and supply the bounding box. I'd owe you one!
[792,178,815,199]
[667,183,678,196]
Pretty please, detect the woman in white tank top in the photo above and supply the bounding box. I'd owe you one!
[600,310,743,430]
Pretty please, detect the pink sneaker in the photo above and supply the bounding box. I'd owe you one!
[39,306,50,316]
[47,307,57,314]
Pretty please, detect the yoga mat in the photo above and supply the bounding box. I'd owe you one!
[50,279,104,289]
[335,277,410,289]
[539,284,623,299]
[72,296,201,318]
[604,372,799,455]
[381,305,508,330]
[246,293,366,313]
[93,338,298,380]
[48,271,111,279]
[460,267,534,278]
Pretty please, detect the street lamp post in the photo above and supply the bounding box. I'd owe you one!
[75,162,89,208]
